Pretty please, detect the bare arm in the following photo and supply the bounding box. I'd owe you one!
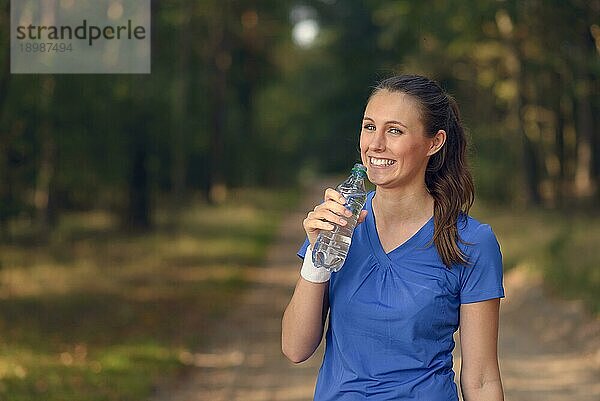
[281,277,329,363]
[459,298,504,401]
[281,188,366,363]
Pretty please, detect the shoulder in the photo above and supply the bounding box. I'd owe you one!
[455,214,505,302]
[456,214,501,259]
[457,214,497,243]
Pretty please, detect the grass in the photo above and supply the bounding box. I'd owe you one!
[1,185,596,400]
[0,187,299,401]
[472,202,600,315]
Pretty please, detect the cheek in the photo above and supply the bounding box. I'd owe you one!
[407,142,424,154]
[359,140,367,164]
[403,142,431,167]
[399,137,427,153]
[359,133,368,153]
[387,140,427,165]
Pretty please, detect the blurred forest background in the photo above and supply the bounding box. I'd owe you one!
[2,0,599,228]
[0,0,598,400]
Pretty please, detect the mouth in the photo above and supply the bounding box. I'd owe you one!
[368,156,396,168]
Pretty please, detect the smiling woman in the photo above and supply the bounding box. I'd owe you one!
[360,91,444,191]
[361,78,473,267]
[283,74,505,401]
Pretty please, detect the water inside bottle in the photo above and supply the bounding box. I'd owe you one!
[312,191,366,272]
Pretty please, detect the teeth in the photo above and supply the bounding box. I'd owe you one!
[370,157,396,166]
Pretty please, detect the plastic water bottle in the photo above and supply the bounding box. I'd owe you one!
[312,163,368,272]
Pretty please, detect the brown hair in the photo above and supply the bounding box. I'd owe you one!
[371,74,475,267]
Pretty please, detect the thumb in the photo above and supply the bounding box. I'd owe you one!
[357,210,368,225]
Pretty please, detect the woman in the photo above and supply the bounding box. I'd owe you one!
[282,74,505,401]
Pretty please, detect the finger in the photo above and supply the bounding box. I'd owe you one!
[311,209,348,226]
[357,210,368,224]
[305,218,335,232]
[316,200,352,217]
[324,187,346,204]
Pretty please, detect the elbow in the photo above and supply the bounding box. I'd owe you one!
[283,350,308,364]
[281,341,311,364]
[460,369,504,400]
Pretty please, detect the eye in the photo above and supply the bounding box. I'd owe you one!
[388,127,403,135]
[363,123,376,131]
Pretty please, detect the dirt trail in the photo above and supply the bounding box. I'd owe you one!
[492,267,599,401]
[151,182,599,401]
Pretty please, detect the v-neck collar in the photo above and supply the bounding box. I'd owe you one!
[365,191,434,267]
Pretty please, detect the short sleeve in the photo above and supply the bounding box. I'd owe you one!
[297,237,310,259]
[459,224,505,304]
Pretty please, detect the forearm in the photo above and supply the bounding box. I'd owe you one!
[281,277,328,363]
[459,299,504,401]
[461,375,504,401]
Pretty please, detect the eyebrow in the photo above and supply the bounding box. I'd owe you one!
[362,116,408,129]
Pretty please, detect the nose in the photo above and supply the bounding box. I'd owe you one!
[369,130,386,151]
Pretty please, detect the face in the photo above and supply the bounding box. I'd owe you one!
[359,90,442,190]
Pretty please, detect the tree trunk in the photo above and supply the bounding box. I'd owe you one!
[34,77,57,235]
[574,77,595,198]
[592,89,600,197]
[0,0,9,88]
[170,4,192,207]
[572,17,598,200]
[123,1,158,230]
[520,114,542,205]
[208,62,228,204]
[239,10,260,186]
[206,6,229,204]
[497,7,541,206]
[126,126,151,231]
[555,88,566,206]
[123,94,151,231]
[0,2,12,238]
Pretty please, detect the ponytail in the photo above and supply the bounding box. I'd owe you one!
[426,96,474,267]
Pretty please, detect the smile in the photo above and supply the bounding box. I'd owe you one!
[369,156,396,167]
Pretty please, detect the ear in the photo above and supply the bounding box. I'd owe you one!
[427,129,446,156]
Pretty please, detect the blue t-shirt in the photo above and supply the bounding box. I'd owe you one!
[297,191,505,401]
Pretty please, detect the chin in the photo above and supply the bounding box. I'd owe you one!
[367,170,409,190]
[367,166,396,180]
[366,174,391,188]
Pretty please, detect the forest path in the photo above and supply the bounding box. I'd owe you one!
[151,180,599,401]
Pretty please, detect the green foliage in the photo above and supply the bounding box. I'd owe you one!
[1,0,599,230]
[0,188,292,400]
[473,203,600,315]
[0,2,597,399]
[543,217,600,314]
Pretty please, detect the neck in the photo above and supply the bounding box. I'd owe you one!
[373,184,434,225]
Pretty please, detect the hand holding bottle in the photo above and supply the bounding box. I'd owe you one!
[300,164,370,273]
[303,188,368,248]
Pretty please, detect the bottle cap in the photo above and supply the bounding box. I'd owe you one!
[351,163,367,177]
